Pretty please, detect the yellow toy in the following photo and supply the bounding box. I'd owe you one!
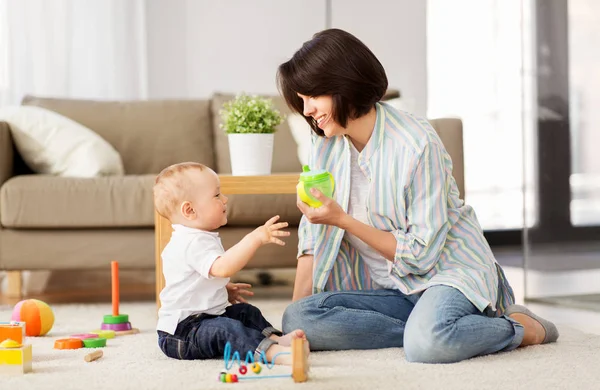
[0,339,32,375]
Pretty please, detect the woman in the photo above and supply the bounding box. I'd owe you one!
[277,28,558,363]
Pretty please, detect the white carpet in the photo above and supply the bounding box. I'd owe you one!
[1,300,599,390]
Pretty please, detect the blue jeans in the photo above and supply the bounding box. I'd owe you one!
[282,286,524,363]
[158,303,280,360]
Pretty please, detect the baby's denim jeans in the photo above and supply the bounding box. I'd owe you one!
[158,303,281,360]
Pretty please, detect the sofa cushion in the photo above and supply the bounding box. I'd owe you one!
[0,175,301,229]
[0,175,155,228]
[0,105,124,177]
[21,96,215,175]
[428,118,465,199]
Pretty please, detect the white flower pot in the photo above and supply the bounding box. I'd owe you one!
[228,133,274,176]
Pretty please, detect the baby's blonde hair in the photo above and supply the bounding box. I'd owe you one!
[153,162,207,220]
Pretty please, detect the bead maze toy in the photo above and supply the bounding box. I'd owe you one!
[101,261,134,332]
[0,322,32,375]
[218,337,308,383]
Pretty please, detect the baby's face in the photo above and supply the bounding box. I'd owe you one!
[186,169,228,230]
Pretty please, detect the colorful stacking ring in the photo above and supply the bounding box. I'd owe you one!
[100,322,132,331]
[102,314,129,324]
[70,333,98,340]
[54,338,83,350]
[82,338,107,348]
[90,330,116,339]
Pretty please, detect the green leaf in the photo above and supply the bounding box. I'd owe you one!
[219,93,285,134]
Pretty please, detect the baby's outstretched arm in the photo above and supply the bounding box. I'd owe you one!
[209,216,289,278]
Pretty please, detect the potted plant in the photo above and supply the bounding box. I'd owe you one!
[220,93,284,176]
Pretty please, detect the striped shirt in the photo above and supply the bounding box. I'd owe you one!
[298,102,515,315]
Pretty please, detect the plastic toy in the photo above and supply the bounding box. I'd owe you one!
[0,321,26,344]
[90,330,115,339]
[82,338,106,348]
[297,165,335,208]
[218,337,308,383]
[70,333,97,340]
[100,261,133,332]
[11,299,54,336]
[54,338,83,350]
[0,339,32,375]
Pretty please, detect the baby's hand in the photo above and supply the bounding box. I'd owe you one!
[226,282,254,304]
[252,215,290,246]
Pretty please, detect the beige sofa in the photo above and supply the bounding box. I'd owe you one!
[0,92,464,298]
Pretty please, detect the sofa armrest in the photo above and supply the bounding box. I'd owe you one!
[428,118,465,200]
[0,121,14,186]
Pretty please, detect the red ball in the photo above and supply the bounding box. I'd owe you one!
[239,365,247,375]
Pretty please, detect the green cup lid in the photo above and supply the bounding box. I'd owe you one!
[299,165,330,182]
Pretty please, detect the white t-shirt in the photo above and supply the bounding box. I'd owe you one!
[344,141,396,289]
[157,224,230,334]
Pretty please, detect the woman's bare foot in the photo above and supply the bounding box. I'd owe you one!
[509,312,546,346]
[276,329,306,347]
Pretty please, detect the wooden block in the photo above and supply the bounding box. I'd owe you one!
[0,343,32,375]
[84,350,103,362]
[115,328,140,336]
[291,338,308,383]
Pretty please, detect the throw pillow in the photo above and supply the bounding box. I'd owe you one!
[0,105,124,177]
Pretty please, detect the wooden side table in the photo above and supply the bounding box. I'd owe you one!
[155,174,300,309]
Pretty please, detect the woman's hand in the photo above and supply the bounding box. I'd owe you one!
[226,282,254,304]
[297,188,349,227]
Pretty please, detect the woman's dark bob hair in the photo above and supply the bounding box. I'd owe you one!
[277,28,388,136]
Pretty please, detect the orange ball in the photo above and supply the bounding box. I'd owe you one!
[11,299,55,336]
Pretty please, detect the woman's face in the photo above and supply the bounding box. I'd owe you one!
[297,93,344,138]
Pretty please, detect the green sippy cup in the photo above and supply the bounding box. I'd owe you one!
[297,165,335,208]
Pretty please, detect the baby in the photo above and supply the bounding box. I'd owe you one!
[153,162,307,364]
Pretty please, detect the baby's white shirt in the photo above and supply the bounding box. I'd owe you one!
[157,224,230,334]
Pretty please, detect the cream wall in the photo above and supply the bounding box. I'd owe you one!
[145,0,427,116]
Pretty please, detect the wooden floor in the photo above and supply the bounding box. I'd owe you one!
[0,282,155,306]
[0,269,295,306]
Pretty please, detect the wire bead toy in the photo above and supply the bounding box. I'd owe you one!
[218,338,309,383]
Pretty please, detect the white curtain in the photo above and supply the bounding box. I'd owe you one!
[0,0,147,107]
